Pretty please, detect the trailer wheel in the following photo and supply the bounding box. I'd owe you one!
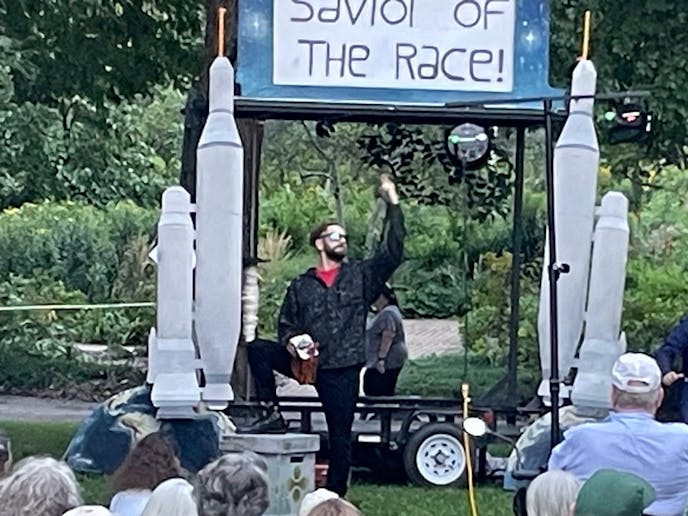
[403,423,469,487]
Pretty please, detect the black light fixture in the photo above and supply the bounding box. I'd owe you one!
[605,102,653,144]
[444,123,492,170]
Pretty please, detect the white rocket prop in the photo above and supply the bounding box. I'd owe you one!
[194,56,244,410]
[537,60,600,403]
[149,186,201,418]
[572,192,629,407]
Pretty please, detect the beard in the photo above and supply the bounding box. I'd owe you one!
[324,245,347,262]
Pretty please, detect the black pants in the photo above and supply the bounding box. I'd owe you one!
[363,367,402,396]
[247,339,361,496]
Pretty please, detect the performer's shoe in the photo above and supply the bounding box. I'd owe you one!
[236,410,288,434]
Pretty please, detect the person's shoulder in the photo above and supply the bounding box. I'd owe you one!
[293,268,317,283]
[656,420,688,437]
[562,421,606,440]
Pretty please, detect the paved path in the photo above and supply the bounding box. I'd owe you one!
[0,320,461,422]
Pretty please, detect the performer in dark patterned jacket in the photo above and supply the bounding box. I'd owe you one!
[240,174,404,496]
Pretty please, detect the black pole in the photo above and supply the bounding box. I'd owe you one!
[507,127,526,398]
[544,99,561,450]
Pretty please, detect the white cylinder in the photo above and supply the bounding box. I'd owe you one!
[538,60,599,401]
[242,265,260,343]
[157,187,194,342]
[572,192,630,408]
[195,57,243,409]
[151,186,200,416]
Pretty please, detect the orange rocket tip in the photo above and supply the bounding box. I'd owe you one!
[581,11,592,60]
[217,7,227,58]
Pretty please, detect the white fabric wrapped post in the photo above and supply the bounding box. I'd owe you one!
[242,265,260,342]
[195,56,244,410]
[572,192,630,408]
[538,59,600,403]
[151,186,200,418]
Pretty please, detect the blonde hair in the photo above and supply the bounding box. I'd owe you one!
[526,470,580,516]
[141,478,197,516]
[307,499,362,516]
[0,456,82,516]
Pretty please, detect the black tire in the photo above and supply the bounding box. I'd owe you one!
[403,422,473,487]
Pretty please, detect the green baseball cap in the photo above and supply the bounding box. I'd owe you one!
[575,469,656,516]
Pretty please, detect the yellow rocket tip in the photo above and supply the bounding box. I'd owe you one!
[217,7,227,58]
[581,11,592,60]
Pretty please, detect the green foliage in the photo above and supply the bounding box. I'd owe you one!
[357,124,514,221]
[0,201,157,302]
[2,1,202,105]
[256,253,314,340]
[0,201,157,381]
[0,421,78,461]
[0,77,184,210]
[0,275,145,391]
[550,1,688,205]
[396,353,537,404]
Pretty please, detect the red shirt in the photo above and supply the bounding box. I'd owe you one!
[316,266,340,288]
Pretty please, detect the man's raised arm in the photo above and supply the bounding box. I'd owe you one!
[362,175,405,303]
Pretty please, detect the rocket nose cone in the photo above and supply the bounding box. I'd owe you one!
[210,56,234,77]
[599,191,629,216]
[208,56,235,111]
[571,59,597,96]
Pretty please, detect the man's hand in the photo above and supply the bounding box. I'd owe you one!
[378,174,399,205]
[663,371,684,386]
[376,358,386,374]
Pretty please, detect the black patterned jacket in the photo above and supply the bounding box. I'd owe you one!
[277,204,405,369]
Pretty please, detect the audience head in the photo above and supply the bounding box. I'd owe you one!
[0,431,11,476]
[526,470,580,516]
[62,506,113,516]
[610,353,663,414]
[110,432,182,492]
[299,489,340,516]
[305,498,362,516]
[141,478,197,516]
[574,469,655,516]
[195,452,269,516]
[0,456,82,516]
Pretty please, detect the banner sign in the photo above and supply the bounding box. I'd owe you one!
[237,0,560,107]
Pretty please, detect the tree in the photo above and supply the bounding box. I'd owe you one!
[2,0,204,105]
[550,0,688,205]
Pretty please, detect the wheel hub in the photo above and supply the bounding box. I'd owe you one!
[415,433,466,485]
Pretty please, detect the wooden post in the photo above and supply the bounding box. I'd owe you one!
[232,119,264,400]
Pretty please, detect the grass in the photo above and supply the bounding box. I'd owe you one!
[396,352,537,401]
[0,419,515,514]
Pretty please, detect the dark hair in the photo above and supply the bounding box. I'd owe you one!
[380,284,399,307]
[110,432,182,492]
[309,221,341,247]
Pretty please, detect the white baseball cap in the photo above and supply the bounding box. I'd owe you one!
[611,353,662,393]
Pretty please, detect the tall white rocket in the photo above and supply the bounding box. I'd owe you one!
[149,186,201,418]
[537,59,600,402]
[194,55,244,410]
[572,192,629,407]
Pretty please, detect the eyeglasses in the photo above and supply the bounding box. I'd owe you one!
[320,230,347,242]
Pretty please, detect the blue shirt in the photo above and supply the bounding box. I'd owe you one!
[548,412,688,516]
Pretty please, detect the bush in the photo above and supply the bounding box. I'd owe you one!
[0,275,143,392]
[0,201,157,352]
[0,200,157,302]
